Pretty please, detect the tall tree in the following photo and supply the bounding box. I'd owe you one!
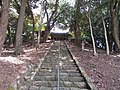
[42,0,59,42]
[74,0,81,46]
[101,15,110,55]
[87,12,97,56]
[15,0,27,55]
[7,23,12,46]
[85,0,97,56]
[27,1,35,44]
[0,0,10,55]
[95,0,110,54]
[110,0,120,51]
[37,0,45,45]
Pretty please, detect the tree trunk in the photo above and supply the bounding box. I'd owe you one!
[42,26,50,43]
[31,15,35,45]
[15,0,27,55]
[110,0,120,51]
[102,15,110,55]
[7,24,12,46]
[87,13,97,56]
[37,29,41,44]
[43,0,59,43]
[27,1,35,45]
[74,0,81,46]
[38,1,45,44]
[0,0,10,55]
[74,23,81,46]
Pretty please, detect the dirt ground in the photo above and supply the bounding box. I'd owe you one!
[0,42,52,90]
[67,41,120,90]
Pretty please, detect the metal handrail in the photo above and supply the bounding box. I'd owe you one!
[57,41,60,90]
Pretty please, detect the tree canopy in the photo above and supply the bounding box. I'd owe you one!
[0,0,120,55]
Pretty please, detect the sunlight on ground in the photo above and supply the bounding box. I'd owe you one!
[61,56,67,59]
[84,49,93,52]
[2,50,14,53]
[49,69,52,72]
[20,56,34,61]
[70,59,74,62]
[24,48,34,52]
[0,56,25,64]
[51,50,58,52]
[60,61,63,66]
[117,55,120,57]
[110,54,120,58]
[111,55,117,57]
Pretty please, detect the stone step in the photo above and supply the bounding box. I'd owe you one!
[68,77,84,82]
[39,86,89,90]
[36,72,56,76]
[53,87,70,90]
[53,87,89,90]
[60,70,80,73]
[70,88,89,90]
[42,62,75,65]
[33,81,63,87]
[39,86,52,90]
[61,65,77,67]
[33,75,84,82]
[41,65,77,69]
[41,65,78,70]
[19,86,39,90]
[43,59,75,62]
[61,67,78,70]
[42,62,76,65]
[60,63,76,65]
[38,69,80,74]
[35,72,82,77]
[69,73,82,77]
[19,86,90,90]
[60,59,74,61]
[41,64,77,67]
[41,64,77,68]
[32,81,88,88]
[39,69,57,72]
[61,76,84,82]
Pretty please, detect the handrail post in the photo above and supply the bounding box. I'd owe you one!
[57,41,60,90]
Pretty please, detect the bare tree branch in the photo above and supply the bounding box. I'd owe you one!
[49,0,59,22]
[44,0,49,22]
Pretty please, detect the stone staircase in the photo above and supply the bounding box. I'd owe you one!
[18,41,92,90]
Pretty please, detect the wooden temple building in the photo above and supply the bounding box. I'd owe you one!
[51,33,68,40]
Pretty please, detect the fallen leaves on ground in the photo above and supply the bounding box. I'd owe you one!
[0,42,51,90]
[67,41,120,90]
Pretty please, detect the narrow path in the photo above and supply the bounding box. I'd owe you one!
[18,41,95,90]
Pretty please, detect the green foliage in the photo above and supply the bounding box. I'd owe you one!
[23,17,34,42]
[57,2,75,26]
[3,0,120,50]
[41,24,45,31]
[4,9,18,45]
